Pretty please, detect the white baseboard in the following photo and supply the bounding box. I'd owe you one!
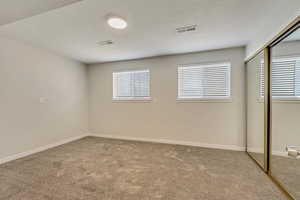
[247,147,288,158]
[246,147,264,154]
[0,133,246,165]
[1,132,293,165]
[272,150,288,157]
[0,134,89,165]
[89,133,246,151]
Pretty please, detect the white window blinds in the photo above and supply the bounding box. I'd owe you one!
[178,63,231,99]
[113,70,150,100]
[259,57,300,99]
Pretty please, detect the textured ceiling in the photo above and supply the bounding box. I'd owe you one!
[0,0,299,64]
[0,0,83,26]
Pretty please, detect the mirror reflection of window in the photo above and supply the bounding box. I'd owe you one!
[259,57,300,100]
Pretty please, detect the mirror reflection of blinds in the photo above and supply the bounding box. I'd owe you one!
[260,58,300,98]
[113,70,150,100]
[178,63,231,99]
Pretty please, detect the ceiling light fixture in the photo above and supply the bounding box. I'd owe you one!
[107,16,127,29]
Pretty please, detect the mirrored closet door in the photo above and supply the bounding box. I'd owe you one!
[246,50,266,169]
[270,24,300,200]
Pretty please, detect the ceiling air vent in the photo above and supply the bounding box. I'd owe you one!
[176,25,197,33]
[98,40,114,46]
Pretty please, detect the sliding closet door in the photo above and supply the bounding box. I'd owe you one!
[270,25,300,199]
[246,50,265,169]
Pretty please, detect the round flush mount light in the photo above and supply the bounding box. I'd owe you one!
[107,16,127,29]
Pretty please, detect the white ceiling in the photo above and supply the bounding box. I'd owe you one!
[0,0,299,64]
[0,0,83,26]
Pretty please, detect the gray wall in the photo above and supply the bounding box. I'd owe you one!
[0,37,88,160]
[88,47,246,150]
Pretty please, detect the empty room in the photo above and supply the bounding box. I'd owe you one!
[1,0,300,199]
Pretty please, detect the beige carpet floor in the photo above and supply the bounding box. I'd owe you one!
[0,137,288,200]
[249,151,300,199]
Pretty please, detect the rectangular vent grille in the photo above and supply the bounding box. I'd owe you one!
[176,25,197,33]
[98,40,114,46]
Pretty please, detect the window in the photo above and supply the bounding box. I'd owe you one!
[177,63,231,100]
[259,57,300,99]
[113,70,150,100]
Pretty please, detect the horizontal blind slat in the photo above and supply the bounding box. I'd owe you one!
[178,63,231,99]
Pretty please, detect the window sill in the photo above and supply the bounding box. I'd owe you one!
[176,98,232,103]
[112,97,152,103]
[257,98,300,103]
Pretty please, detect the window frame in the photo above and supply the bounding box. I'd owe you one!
[112,69,151,101]
[258,56,300,102]
[177,62,232,102]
